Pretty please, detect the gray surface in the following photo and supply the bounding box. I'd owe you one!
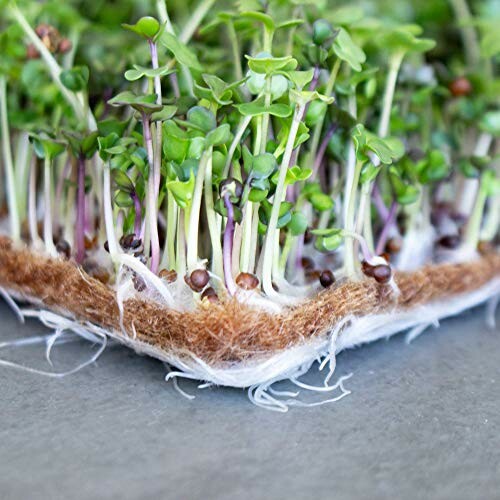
[0,299,499,500]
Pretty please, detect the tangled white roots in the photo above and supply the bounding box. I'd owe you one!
[0,277,499,412]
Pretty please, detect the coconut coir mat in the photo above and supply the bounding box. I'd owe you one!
[0,236,498,365]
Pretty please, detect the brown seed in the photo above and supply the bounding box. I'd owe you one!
[304,229,314,245]
[372,264,392,284]
[56,239,71,259]
[133,274,146,292]
[235,272,259,290]
[84,235,98,250]
[385,238,402,254]
[159,269,178,283]
[26,44,40,59]
[201,287,218,303]
[477,241,494,255]
[120,233,140,249]
[189,269,210,292]
[35,24,61,53]
[305,270,321,283]
[301,257,315,270]
[272,282,280,292]
[449,77,472,97]
[103,240,110,253]
[438,234,461,249]
[58,38,72,54]
[379,252,391,263]
[361,260,376,278]
[319,270,335,288]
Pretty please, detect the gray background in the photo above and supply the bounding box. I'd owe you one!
[0,299,499,500]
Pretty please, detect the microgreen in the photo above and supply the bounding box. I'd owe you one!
[0,0,498,306]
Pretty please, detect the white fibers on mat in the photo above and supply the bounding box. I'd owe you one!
[0,277,499,411]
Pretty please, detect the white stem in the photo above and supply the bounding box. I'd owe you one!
[261,105,304,297]
[0,77,20,242]
[43,157,57,257]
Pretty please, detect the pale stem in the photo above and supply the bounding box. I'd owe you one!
[0,76,20,242]
[43,156,57,257]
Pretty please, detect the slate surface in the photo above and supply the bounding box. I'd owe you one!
[0,299,499,500]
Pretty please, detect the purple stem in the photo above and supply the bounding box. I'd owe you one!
[131,191,142,237]
[169,73,180,98]
[75,156,86,264]
[223,194,237,296]
[372,183,389,221]
[375,201,398,256]
[142,113,160,274]
[312,125,337,178]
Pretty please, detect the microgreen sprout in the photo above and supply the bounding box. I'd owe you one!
[0,0,498,309]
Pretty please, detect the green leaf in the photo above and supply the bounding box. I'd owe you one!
[309,192,333,212]
[332,28,366,72]
[480,111,500,136]
[246,71,289,99]
[251,153,277,178]
[206,124,231,147]
[312,228,344,252]
[312,19,335,46]
[246,54,297,75]
[160,32,202,70]
[187,106,217,132]
[151,105,177,122]
[123,16,161,40]
[60,66,89,92]
[239,11,275,32]
[166,170,196,208]
[481,170,500,197]
[236,97,292,118]
[108,92,162,114]
[378,28,435,55]
[288,212,308,236]
[114,190,133,208]
[124,64,176,82]
[29,133,65,160]
[112,169,135,193]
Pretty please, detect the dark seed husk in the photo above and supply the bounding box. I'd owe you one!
[304,229,314,244]
[133,274,146,292]
[305,270,321,283]
[120,233,140,250]
[301,257,315,270]
[188,269,210,292]
[159,269,178,283]
[361,261,376,278]
[385,238,402,254]
[103,240,110,253]
[201,287,218,303]
[438,234,461,249]
[236,272,259,290]
[55,239,71,259]
[372,264,392,284]
[319,270,335,288]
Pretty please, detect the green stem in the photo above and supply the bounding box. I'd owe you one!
[308,59,341,165]
[378,52,403,139]
[344,160,364,278]
[0,76,20,242]
[9,5,96,130]
[464,181,487,249]
[203,150,224,279]
[261,104,304,296]
[179,0,216,44]
[448,0,481,69]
